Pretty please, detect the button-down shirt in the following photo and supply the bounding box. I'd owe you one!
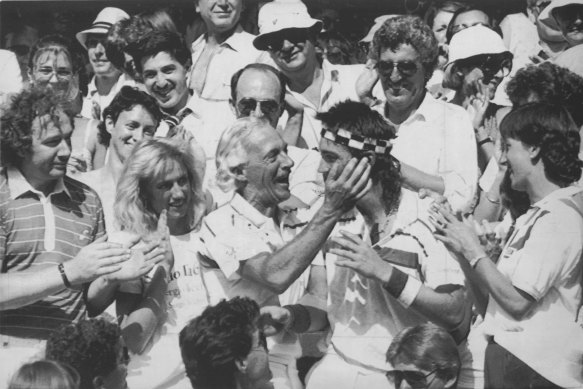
[80,73,135,120]
[382,93,478,213]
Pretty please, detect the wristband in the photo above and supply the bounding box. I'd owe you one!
[477,137,493,147]
[382,268,409,297]
[397,276,423,307]
[283,304,311,333]
[58,263,72,288]
[468,254,488,268]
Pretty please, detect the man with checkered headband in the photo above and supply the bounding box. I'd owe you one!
[261,100,472,389]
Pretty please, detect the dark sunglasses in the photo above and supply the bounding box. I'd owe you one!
[386,369,438,389]
[458,53,512,82]
[85,36,106,48]
[376,60,419,77]
[237,98,280,117]
[266,29,309,52]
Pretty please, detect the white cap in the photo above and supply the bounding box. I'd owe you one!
[446,25,509,67]
[253,0,322,50]
[539,0,583,28]
[76,7,129,50]
[359,15,398,43]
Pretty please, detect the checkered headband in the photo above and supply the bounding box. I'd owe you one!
[321,128,392,155]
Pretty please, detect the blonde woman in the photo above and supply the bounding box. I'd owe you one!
[113,138,226,389]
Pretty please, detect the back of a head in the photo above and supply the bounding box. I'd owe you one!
[387,324,461,384]
[8,360,79,389]
[179,297,260,389]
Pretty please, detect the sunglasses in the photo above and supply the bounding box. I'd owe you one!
[236,98,280,117]
[85,36,106,49]
[266,29,309,52]
[458,53,512,82]
[376,60,419,77]
[553,5,583,26]
[386,369,438,389]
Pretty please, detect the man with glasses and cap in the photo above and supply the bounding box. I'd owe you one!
[76,7,131,121]
[253,0,370,150]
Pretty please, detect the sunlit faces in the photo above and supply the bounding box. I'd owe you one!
[234,68,283,128]
[196,0,243,33]
[554,5,583,46]
[106,105,157,162]
[141,51,190,114]
[31,49,74,98]
[86,33,118,77]
[267,29,316,73]
[432,10,455,45]
[146,159,192,221]
[318,136,352,181]
[238,330,273,389]
[242,126,294,207]
[499,138,535,191]
[378,44,427,113]
[20,110,73,185]
[451,10,491,35]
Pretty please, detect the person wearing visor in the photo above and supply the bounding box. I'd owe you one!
[253,0,367,149]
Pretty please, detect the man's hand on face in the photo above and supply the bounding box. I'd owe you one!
[323,157,372,215]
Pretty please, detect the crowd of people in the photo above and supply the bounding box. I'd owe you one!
[1,0,583,388]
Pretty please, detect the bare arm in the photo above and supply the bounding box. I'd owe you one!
[240,158,372,294]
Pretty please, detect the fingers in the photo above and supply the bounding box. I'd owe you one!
[330,235,360,253]
[327,160,343,183]
[335,258,358,271]
[99,248,131,259]
[351,161,372,194]
[98,265,123,275]
[428,210,448,231]
[336,158,358,183]
[329,247,357,261]
[94,235,108,244]
[354,179,372,201]
[338,230,364,245]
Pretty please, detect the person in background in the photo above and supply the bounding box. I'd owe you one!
[188,0,270,139]
[46,318,129,389]
[0,50,23,107]
[76,7,131,121]
[3,22,39,85]
[540,0,583,48]
[76,86,162,233]
[179,297,274,389]
[386,324,461,389]
[8,360,80,389]
[445,4,495,44]
[113,138,225,389]
[525,0,569,60]
[430,103,583,389]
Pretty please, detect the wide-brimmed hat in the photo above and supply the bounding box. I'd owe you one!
[445,25,510,68]
[539,0,583,27]
[253,0,322,51]
[76,7,129,49]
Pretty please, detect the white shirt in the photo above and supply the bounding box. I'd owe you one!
[474,186,583,388]
[384,93,478,213]
[81,73,135,120]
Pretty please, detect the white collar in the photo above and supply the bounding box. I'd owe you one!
[7,166,70,199]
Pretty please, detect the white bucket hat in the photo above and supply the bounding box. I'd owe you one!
[76,7,129,50]
[539,0,583,27]
[253,0,322,50]
[445,25,509,68]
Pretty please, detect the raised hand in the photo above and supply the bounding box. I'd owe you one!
[329,230,389,280]
[323,158,372,214]
[356,58,380,105]
[64,235,132,285]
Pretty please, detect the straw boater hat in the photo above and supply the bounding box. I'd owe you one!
[253,0,323,50]
[76,7,129,50]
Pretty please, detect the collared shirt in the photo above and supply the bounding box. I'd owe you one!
[381,93,478,213]
[0,167,105,339]
[282,60,366,150]
[474,185,583,388]
[80,73,135,120]
[324,189,465,372]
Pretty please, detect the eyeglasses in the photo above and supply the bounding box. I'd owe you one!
[85,36,106,49]
[265,29,309,52]
[376,60,419,77]
[458,53,512,82]
[553,4,583,25]
[34,66,73,80]
[236,98,281,117]
[386,369,438,389]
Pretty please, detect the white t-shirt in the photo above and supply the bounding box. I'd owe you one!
[120,230,227,389]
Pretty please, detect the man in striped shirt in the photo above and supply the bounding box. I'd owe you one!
[0,87,161,383]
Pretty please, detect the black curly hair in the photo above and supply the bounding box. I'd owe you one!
[46,318,125,389]
[500,102,582,187]
[1,86,75,167]
[506,62,583,127]
[127,30,191,74]
[97,86,163,146]
[370,15,438,83]
[179,297,260,389]
[316,100,402,214]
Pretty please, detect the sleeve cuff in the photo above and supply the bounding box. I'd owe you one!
[397,276,423,307]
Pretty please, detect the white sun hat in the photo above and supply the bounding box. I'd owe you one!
[445,24,509,68]
[76,7,129,50]
[539,0,583,27]
[253,0,323,51]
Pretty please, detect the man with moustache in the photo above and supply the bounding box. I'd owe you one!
[76,7,131,120]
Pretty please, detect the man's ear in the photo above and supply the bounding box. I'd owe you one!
[444,374,457,389]
[105,115,115,135]
[235,358,248,374]
[528,145,541,160]
[92,375,105,389]
[194,0,200,13]
[232,165,248,184]
[230,98,238,117]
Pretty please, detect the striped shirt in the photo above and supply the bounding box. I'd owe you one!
[0,167,105,339]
